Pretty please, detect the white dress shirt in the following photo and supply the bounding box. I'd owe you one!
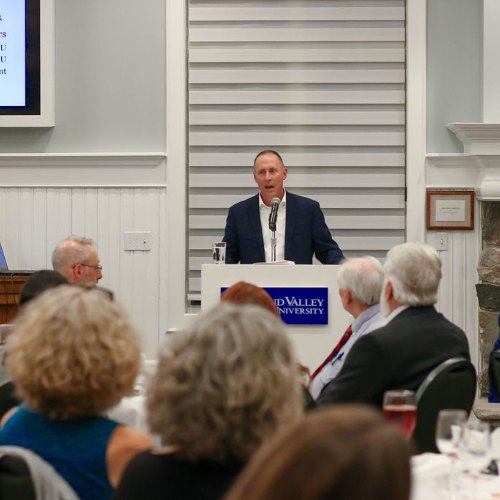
[259,191,286,262]
[310,303,388,399]
[384,304,410,323]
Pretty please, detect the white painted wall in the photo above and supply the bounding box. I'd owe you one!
[424,0,484,369]
[0,155,167,356]
[0,0,166,153]
[426,0,482,153]
[483,0,500,122]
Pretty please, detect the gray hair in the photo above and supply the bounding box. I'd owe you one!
[383,242,441,306]
[337,257,384,306]
[147,303,303,462]
[51,236,95,272]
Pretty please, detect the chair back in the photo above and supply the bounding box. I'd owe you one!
[489,349,500,401]
[0,453,36,500]
[413,357,476,454]
[0,382,20,421]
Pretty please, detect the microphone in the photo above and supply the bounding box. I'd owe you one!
[269,197,281,231]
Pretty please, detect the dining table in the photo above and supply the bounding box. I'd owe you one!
[412,453,500,500]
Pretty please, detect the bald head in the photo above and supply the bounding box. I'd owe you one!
[52,236,102,285]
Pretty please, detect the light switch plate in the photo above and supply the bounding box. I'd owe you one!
[124,231,151,251]
[435,232,448,251]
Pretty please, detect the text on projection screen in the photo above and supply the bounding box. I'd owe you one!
[0,2,26,107]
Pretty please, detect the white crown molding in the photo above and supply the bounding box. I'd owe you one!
[447,123,500,154]
[0,153,166,187]
[429,123,500,199]
[426,154,482,189]
[426,151,500,200]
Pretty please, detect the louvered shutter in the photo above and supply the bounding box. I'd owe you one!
[188,0,406,299]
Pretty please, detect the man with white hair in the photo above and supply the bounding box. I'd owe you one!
[52,236,103,285]
[317,242,470,408]
[309,257,387,399]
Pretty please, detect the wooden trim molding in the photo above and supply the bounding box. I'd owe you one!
[0,153,166,187]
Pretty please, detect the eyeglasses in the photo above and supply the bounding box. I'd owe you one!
[78,263,102,271]
[72,262,102,271]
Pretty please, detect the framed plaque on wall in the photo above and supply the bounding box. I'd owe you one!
[426,190,474,230]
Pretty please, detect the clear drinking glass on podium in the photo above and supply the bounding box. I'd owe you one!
[436,409,467,499]
[383,389,417,438]
[212,242,226,264]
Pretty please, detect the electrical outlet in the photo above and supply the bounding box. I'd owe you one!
[124,231,151,251]
[435,232,448,251]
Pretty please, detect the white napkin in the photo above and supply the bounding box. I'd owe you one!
[412,453,452,480]
[491,427,500,460]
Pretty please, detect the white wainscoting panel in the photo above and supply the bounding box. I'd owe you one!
[0,157,167,357]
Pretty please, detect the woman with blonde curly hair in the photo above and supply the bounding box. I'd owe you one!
[0,286,152,500]
[114,303,304,500]
[224,405,412,500]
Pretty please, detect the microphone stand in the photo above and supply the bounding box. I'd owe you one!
[270,230,277,262]
[268,197,280,263]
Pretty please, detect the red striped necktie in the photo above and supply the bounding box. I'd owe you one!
[310,325,353,380]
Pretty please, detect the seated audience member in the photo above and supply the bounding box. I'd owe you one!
[221,280,279,315]
[0,286,152,500]
[310,257,387,399]
[221,281,315,410]
[489,311,500,403]
[317,242,470,408]
[114,303,304,500]
[52,235,103,284]
[19,269,69,307]
[0,270,70,420]
[224,404,412,500]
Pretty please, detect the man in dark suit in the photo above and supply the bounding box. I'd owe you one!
[223,150,344,264]
[317,242,470,408]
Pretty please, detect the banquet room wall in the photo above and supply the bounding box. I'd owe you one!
[0,0,487,367]
[0,0,168,356]
[424,0,483,373]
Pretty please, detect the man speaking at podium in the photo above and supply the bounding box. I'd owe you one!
[223,150,344,264]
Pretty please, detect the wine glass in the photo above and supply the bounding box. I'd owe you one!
[435,409,467,499]
[383,389,417,438]
[459,421,491,500]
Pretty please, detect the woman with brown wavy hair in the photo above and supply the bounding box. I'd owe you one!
[224,404,412,500]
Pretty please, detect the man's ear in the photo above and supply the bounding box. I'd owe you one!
[385,280,394,302]
[73,264,83,280]
[339,288,351,306]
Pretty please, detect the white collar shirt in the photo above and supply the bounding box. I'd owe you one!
[384,304,410,324]
[309,303,389,399]
[259,191,286,262]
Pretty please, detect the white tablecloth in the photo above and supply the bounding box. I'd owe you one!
[412,453,500,500]
[108,394,161,447]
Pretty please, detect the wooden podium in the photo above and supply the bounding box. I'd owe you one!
[201,264,351,371]
[0,275,29,324]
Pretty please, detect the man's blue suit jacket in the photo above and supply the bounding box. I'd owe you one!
[223,192,344,264]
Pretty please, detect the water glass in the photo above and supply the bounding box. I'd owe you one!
[436,409,467,500]
[212,242,226,264]
[436,409,467,458]
[459,421,491,500]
